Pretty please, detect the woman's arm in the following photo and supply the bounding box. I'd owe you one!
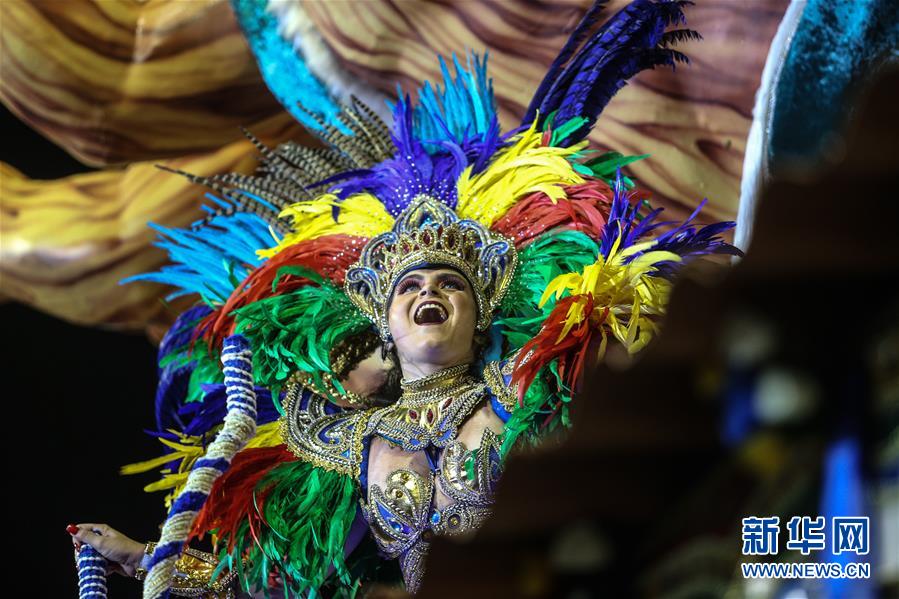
[68,523,239,596]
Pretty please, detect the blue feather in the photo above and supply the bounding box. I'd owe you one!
[230,0,345,131]
[177,384,279,438]
[318,53,509,214]
[122,196,274,305]
[413,53,497,148]
[154,305,213,433]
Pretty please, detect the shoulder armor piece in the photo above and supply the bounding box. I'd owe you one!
[281,375,373,479]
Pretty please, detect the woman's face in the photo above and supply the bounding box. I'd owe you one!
[387,267,477,370]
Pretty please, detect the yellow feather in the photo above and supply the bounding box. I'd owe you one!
[245,421,283,448]
[539,272,582,307]
[540,236,675,356]
[558,296,588,343]
[455,122,585,225]
[122,421,284,508]
[259,192,394,257]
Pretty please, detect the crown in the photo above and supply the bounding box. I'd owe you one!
[345,196,517,339]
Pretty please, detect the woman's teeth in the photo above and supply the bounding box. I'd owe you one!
[414,302,448,325]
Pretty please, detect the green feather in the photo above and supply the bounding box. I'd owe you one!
[221,461,361,597]
[581,151,648,188]
[233,280,371,398]
[497,230,599,356]
[495,231,601,454]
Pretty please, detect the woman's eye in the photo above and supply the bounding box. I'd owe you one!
[398,281,421,294]
[441,279,464,290]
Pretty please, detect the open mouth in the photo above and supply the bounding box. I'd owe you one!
[414,301,448,325]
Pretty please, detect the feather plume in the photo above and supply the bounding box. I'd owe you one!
[598,174,739,274]
[414,53,498,151]
[490,179,613,246]
[525,0,697,146]
[122,202,274,305]
[497,230,601,352]
[233,278,372,395]
[154,305,214,433]
[190,445,298,548]
[218,460,360,596]
[512,233,676,397]
[265,193,393,256]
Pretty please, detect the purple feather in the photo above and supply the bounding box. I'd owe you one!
[598,172,740,277]
[327,93,482,214]
[524,0,697,146]
[154,305,213,432]
[176,384,278,438]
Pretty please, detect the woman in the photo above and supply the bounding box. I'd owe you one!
[69,2,738,596]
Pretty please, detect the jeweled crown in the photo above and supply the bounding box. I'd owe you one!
[345,196,517,339]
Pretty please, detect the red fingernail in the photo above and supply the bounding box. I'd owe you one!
[66,524,79,535]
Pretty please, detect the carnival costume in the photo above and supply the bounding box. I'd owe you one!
[112,1,739,596]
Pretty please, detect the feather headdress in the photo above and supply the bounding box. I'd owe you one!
[126,1,738,595]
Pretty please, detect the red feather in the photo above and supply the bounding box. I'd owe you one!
[199,235,366,351]
[190,445,297,549]
[512,294,606,402]
[491,179,615,246]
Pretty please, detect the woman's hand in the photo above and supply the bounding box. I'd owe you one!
[67,523,146,577]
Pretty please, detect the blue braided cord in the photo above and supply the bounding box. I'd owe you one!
[77,545,107,599]
[220,377,255,393]
[230,0,345,131]
[169,490,213,515]
[193,457,231,472]
[144,334,257,597]
[145,541,184,571]
[223,335,250,352]
[222,361,254,374]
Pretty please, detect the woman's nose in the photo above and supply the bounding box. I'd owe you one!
[418,284,439,297]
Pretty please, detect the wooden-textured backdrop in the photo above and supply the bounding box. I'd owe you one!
[0,0,788,330]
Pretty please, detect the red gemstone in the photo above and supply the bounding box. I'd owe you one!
[426,409,435,423]
[408,410,418,419]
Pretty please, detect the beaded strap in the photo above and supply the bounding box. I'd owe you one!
[76,545,107,599]
[142,335,257,599]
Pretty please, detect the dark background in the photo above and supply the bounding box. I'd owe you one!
[3,104,164,597]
